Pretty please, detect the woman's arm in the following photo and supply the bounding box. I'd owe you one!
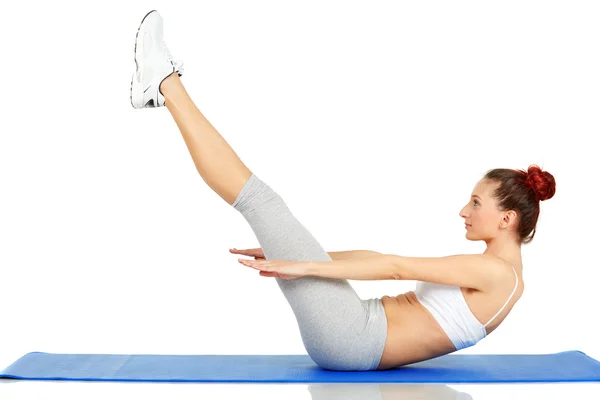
[309,254,399,281]
[327,250,383,261]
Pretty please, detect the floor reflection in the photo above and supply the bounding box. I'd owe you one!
[307,383,472,399]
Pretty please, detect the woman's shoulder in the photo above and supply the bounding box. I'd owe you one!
[491,257,524,295]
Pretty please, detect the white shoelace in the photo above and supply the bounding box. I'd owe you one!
[162,40,184,76]
[173,59,184,76]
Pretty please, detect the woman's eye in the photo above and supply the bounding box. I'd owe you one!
[473,201,479,206]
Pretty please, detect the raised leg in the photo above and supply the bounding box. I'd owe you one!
[159,72,252,205]
[229,173,388,372]
[157,72,387,371]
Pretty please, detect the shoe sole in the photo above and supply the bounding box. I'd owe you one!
[130,9,158,109]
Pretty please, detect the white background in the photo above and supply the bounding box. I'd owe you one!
[1,0,598,398]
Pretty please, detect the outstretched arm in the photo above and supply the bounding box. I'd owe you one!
[385,253,502,290]
[310,253,503,289]
[327,250,383,261]
[309,254,399,281]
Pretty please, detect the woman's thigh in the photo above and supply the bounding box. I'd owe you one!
[232,174,387,370]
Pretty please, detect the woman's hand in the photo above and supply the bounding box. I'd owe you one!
[237,258,312,280]
[229,247,265,260]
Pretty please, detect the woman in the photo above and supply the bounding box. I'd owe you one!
[130,10,556,371]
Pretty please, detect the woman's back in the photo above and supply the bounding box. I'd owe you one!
[376,262,524,370]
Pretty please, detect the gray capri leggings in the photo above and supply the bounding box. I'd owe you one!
[232,173,388,371]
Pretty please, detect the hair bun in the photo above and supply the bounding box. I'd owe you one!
[525,165,556,201]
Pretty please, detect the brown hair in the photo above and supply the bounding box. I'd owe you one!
[483,164,556,245]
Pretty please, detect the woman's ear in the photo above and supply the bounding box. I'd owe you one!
[500,210,518,229]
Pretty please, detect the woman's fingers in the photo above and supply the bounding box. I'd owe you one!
[230,247,265,259]
[240,260,298,280]
[230,247,258,255]
[238,258,269,270]
[229,248,252,256]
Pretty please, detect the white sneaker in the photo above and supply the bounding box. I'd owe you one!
[130,10,184,109]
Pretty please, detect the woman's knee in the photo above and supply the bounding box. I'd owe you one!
[232,174,281,215]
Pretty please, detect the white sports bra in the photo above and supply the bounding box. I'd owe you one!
[414,266,519,350]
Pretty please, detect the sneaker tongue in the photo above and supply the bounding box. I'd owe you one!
[160,40,183,75]
[161,41,175,63]
[173,60,184,75]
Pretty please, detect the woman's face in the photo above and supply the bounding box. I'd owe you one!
[459,179,500,240]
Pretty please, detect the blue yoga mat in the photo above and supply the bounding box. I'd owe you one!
[1,350,600,383]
